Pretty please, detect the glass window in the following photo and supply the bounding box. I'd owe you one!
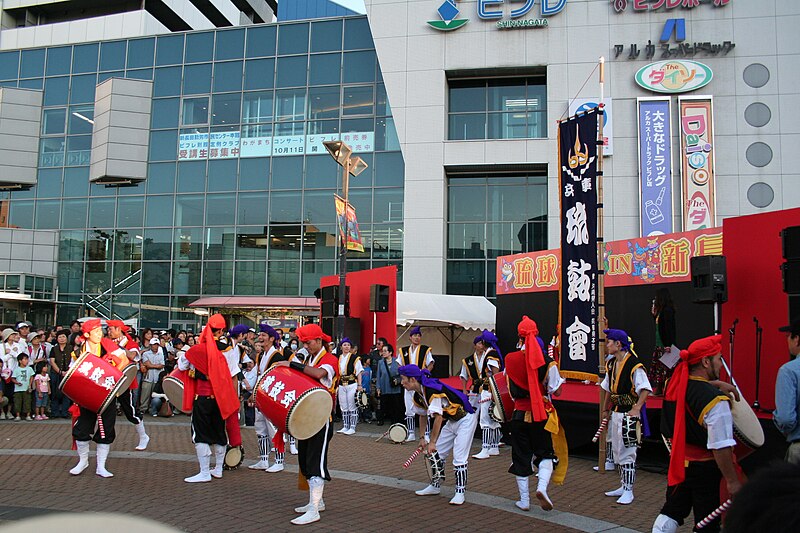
[446,261,486,296]
[125,68,153,81]
[204,227,236,260]
[202,261,234,295]
[372,224,403,260]
[311,20,343,53]
[211,93,240,126]
[215,28,245,60]
[270,157,302,190]
[344,18,373,50]
[154,66,182,97]
[274,121,304,138]
[61,199,87,229]
[302,189,335,225]
[309,53,341,86]
[185,32,214,63]
[19,78,42,89]
[449,184,486,221]
[127,38,155,69]
[213,60,243,93]
[183,64,212,95]
[156,34,184,66]
[278,23,309,55]
[343,85,373,116]
[42,108,67,135]
[175,194,204,226]
[303,225,336,260]
[0,51,19,80]
[117,196,144,227]
[66,135,92,166]
[308,86,339,120]
[302,261,335,294]
[72,43,98,74]
[68,105,94,134]
[234,261,266,294]
[46,47,72,76]
[152,98,180,129]
[241,122,272,140]
[177,161,206,193]
[307,119,339,135]
[244,58,275,90]
[20,49,44,78]
[269,226,302,260]
[88,197,115,228]
[373,188,403,223]
[44,76,69,106]
[267,261,299,295]
[246,25,276,58]
[375,117,399,151]
[149,130,178,162]
[140,296,168,325]
[144,194,174,227]
[242,91,273,123]
[182,97,209,125]
[275,89,306,122]
[147,162,176,194]
[348,152,372,186]
[172,262,200,294]
[36,168,62,198]
[174,227,203,261]
[205,193,236,225]
[34,199,60,229]
[69,74,97,104]
[448,223,485,259]
[63,167,90,197]
[207,159,237,192]
[238,193,268,225]
[349,188,372,223]
[100,41,126,71]
[239,157,269,190]
[305,155,339,189]
[269,190,302,223]
[59,230,86,261]
[449,114,486,140]
[449,80,486,112]
[143,228,172,261]
[343,51,375,83]
[276,56,307,88]
[39,137,65,167]
[141,261,171,294]
[374,151,404,187]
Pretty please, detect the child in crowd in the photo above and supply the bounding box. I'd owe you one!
[33,364,50,420]
[11,354,34,421]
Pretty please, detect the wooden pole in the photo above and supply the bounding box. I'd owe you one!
[596,57,608,473]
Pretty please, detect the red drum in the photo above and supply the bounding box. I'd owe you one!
[60,353,126,414]
[162,368,191,414]
[488,374,513,423]
[255,366,332,440]
[104,352,137,393]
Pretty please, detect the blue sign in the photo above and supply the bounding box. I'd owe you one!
[477,0,567,19]
[638,98,674,237]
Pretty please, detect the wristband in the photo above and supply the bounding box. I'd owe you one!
[290,361,306,372]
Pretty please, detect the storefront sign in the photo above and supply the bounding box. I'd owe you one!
[179,131,241,160]
[558,111,599,380]
[614,17,734,61]
[234,132,374,159]
[612,0,731,13]
[635,60,713,93]
[497,249,561,294]
[569,99,613,156]
[427,0,566,32]
[679,96,716,230]
[637,97,673,236]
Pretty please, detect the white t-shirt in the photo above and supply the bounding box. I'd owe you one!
[704,400,737,450]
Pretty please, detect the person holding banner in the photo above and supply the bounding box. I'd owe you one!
[459,330,502,460]
[397,326,435,442]
[647,288,677,396]
[600,328,651,505]
[652,334,741,533]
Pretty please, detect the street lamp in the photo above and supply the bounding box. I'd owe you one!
[324,140,368,344]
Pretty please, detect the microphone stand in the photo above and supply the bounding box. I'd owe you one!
[728,318,738,379]
[753,316,763,410]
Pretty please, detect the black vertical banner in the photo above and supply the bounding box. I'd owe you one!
[558,111,599,381]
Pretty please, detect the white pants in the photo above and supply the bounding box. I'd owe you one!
[435,412,478,467]
[610,411,637,466]
[404,389,415,417]
[254,409,278,441]
[338,383,357,412]
[478,390,501,429]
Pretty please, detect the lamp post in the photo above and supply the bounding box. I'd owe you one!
[323,140,368,343]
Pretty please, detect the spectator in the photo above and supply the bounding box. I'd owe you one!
[177,330,188,343]
[139,338,165,413]
[2,328,20,418]
[722,462,800,533]
[376,343,403,425]
[27,332,48,372]
[48,329,73,418]
[167,338,184,372]
[275,328,288,348]
[69,320,81,336]
[774,319,800,464]
[148,370,170,417]
[186,335,196,347]
[360,356,374,422]
[11,353,34,420]
[369,337,388,379]
[33,363,50,420]
[15,321,31,353]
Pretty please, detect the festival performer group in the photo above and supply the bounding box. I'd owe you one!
[55,311,773,530]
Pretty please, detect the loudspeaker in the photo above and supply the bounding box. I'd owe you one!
[369,284,390,312]
[781,226,800,261]
[782,261,800,294]
[321,285,350,318]
[691,255,728,303]
[321,317,361,348]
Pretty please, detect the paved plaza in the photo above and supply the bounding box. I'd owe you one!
[0,416,684,532]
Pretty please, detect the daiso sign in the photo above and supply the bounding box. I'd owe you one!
[679,97,715,231]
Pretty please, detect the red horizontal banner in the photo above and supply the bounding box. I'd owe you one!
[497,228,722,294]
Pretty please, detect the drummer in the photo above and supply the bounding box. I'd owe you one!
[224,324,249,464]
[250,324,291,473]
[459,330,502,460]
[271,323,339,526]
[600,328,651,505]
[336,337,363,436]
[652,334,741,533]
[397,326,435,442]
[178,314,240,483]
[69,319,128,478]
[106,320,150,451]
[399,363,478,506]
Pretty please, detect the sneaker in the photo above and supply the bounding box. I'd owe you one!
[41,415,49,420]
[0,412,6,420]
[25,416,33,421]
[34,415,43,420]
[14,416,21,421]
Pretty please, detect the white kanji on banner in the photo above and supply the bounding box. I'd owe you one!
[566,316,591,362]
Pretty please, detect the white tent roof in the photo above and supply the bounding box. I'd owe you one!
[395,291,496,331]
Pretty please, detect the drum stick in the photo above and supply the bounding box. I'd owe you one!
[375,429,391,442]
[662,435,673,454]
[403,447,423,469]
[591,417,609,443]
[695,498,732,529]
[478,397,492,404]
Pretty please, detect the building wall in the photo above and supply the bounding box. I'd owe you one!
[0,227,57,276]
[365,0,800,295]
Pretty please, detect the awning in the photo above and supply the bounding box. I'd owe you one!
[396,291,496,331]
[189,296,320,309]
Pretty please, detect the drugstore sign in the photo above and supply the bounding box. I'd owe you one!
[427,0,567,32]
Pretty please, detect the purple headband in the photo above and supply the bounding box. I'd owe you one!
[398,365,474,414]
[410,326,422,336]
[480,329,504,368]
[340,337,352,346]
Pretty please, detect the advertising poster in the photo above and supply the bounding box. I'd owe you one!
[334,195,364,252]
[679,96,716,231]
[637,97,674,236]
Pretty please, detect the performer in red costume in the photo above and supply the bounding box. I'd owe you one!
[106,320,150,451]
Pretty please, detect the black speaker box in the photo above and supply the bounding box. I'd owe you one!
[690,255,728,303]
[781,226,800,261]
[369,284,390,312]
[321,285,350,318]
[321,317,361,348]
[782,261,800,294]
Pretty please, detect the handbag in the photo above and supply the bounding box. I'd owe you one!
[384,359,401,388]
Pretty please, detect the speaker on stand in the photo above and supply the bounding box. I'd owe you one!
[690,255,728,334]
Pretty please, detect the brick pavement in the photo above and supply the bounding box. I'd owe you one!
[0,417,692,532]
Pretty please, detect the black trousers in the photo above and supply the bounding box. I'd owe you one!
[117,388,142,425]
[508,415,557,477]
[191,396,227,446]
[73,405,116,444]
[379,393,403,424]
[298,420,333,481]
[659,461,722,532]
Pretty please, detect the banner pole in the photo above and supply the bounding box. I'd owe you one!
[597,56,608,473]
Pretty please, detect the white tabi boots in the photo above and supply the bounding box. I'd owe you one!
[134,422,150,451]
[515,476,530,511]
[535,459,554,511]
[69,440,90,475]
[292,476,324,525]
[95,443,114,478]
[210,444,225,479]
[185,443,212,483]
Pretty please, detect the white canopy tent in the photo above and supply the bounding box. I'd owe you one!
[394,291,496,376]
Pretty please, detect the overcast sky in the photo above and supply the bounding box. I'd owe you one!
[330,0,366,13]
